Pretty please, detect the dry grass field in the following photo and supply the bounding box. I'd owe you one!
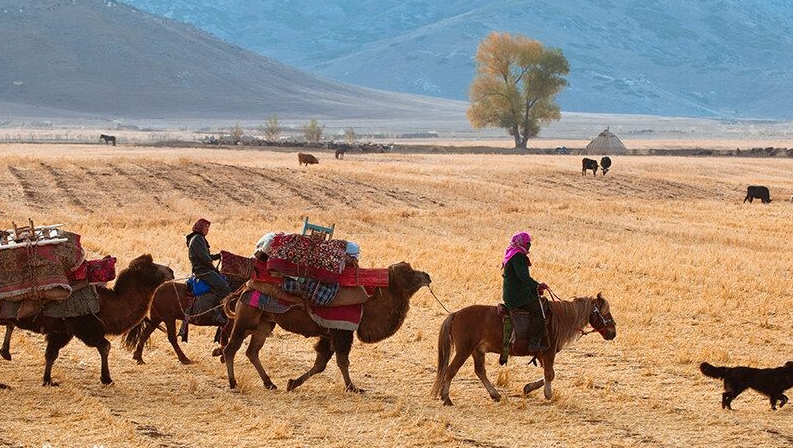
[1,143,792,448]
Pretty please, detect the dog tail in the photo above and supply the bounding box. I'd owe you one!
[700,362,729,379]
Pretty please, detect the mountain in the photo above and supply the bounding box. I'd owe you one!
[0,0,465,120]
[122,0,793,118]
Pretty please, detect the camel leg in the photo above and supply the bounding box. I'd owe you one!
[330,330,362,393]
[133,318,159,365]
[472,350,501,402]
[1,324,12,361]
[43,333,73,386]
[97,338,113,385]
[165,319,192,365]
[287,337,334,392]
[223,305,261,390]
[440,346,474,406]
[245,320,277,390]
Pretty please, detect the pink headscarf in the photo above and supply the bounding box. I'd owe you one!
[502,232,532,268]
[192,218,211,235]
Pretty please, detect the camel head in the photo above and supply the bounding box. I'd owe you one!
[125,254,175,291]
[388,261,431,297]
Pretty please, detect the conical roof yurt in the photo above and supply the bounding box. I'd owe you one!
[584,127,627,155]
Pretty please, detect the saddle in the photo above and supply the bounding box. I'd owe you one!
[497,298,551,356]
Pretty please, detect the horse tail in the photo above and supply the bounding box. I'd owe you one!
[699,362,729,379]
[122,318,153,351]
[431,312,455,398]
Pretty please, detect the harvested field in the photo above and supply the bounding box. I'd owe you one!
[1,144,792,448]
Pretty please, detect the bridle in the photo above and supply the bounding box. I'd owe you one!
[580,304,615,337]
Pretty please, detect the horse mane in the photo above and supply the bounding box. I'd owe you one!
[548,296,593,350]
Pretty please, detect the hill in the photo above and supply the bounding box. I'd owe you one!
[124,0,793,118]
[0,0,465,120]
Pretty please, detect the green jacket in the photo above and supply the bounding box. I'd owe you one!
[502,253,539,309]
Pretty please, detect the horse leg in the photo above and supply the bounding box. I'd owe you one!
[42,333,73,386]
[133,318,159,365]
[472,350,501,402]
[245,320,277,390]
[1,324,13,361]
[440,346,474,406]
[213,322,232,363]
[330,330,362,393]
[542,353,556,400]
[165,318,192,365]
[287,337,334,392]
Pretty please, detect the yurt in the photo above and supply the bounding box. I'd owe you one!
[584,127,627,155]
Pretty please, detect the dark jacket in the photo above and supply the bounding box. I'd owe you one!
[186,232,220,275]
[502,253,539,309]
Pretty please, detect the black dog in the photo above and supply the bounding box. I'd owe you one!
[700,361,793,410]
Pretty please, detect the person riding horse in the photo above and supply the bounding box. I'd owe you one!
[500,231,549,365]
[186,218,230,324]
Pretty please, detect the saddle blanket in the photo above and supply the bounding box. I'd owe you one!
[0,284,100,320]
[0,231,85,301]
[242,289,362,331]
[267,234,348,283]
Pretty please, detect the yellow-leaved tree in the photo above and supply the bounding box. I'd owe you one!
[467,32,569,149]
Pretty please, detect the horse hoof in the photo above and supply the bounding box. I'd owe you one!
[211,348,222,357]
[179,359,194,365]
[490,393,502,402]
[101,377,114,385]
[42,381,59,387]
[286,379,298,392]
[0,351,10,361]
[264,383,278,391]
[135,359,145,365]
[346,384,365,394]
[229,380,237,390]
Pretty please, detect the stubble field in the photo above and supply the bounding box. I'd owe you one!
[0,144,792,448]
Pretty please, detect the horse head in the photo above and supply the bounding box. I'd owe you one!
[589,292,616,340]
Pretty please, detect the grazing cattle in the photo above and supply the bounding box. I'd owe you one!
[582,158,598,177]
[744,185,771,204]
[99,134,116,146]
[335,144,351,159]
[600,156,612,176]
[298,152,319,166]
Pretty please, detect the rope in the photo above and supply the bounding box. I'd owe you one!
[427,285,453,314]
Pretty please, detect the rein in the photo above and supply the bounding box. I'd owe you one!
[546,287,612,339]
[427,285,453,314]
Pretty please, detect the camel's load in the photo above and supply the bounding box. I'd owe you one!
[0,220,117,319]
[266,233,349,283]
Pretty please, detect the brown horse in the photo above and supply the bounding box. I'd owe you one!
[0,255,173,387]
[431,293,616,406]
[1,324,12,361]
[222,262,431,392]
[123,277,246,365]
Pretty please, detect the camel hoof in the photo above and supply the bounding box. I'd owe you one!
[286,379,298,392]
[228,380,237,390]
[101,377,113,385]
[0,351,10,361]
[211,348,222,357]
[42,380,59,387]
[490,393,502,402]
[179,358,194,365]
[442,398,454,406]
[264,383,278,391]
[346,384,365,394]
[135,358,145,365]
[0,383,10,390]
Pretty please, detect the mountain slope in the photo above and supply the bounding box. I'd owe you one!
[123,0,793,118]
[0,0,465,119]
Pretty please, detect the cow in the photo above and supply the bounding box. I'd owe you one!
[334,143,351,159]
[744,185,771,204]
[298,152,319,167]
[600,156,612,176]
[582,158,598,177]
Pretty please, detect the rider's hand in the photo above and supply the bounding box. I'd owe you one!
[538,283,549,295]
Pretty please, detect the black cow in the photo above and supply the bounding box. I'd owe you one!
[744,186,771,204]
[600,156,612,176]
[582,158,598,177]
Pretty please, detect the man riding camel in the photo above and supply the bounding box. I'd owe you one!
[186,218,230,324]
[500,231,549,365]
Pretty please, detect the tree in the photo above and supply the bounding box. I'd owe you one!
[467,32,569,149]
[230,122,244,144]
[303,119,324,143]
[344,127,356,144]
[260,114,281,141]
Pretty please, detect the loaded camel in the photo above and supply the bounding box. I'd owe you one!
[222,262,431,392]
[0,255,173,388]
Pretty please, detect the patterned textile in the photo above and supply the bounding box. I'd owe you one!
[0,231,85,301]
[86,257,116,283]
[281,277,340,306]
[267,234,348,283]
[242,289,295,314]
[252,255,388,289]
[0,284,99,319]
[220,251,253,279]
[309,304,363,331]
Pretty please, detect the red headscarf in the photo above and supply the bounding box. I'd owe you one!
[192,218,211,235]
[502,231,532,268]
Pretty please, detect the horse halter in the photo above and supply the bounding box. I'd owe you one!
[581,304,615,337]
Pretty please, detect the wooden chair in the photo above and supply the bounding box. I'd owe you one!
[301,217,335,241]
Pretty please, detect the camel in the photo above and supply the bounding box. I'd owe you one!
[1,324,12,361]
[0,254,173,387]
[222,262,431,392]
[123,277,247,365]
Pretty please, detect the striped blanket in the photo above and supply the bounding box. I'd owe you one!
[242,289,363,331]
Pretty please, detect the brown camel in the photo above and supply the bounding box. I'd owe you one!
[0,254,173,387]
[1,324,12,361]
[431,294,616,406]
[123,277,246,365]
[222,262,431,392]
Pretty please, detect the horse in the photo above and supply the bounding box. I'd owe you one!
[431,293,616,406]
[123,276,247,365]
[99,134,117,146]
